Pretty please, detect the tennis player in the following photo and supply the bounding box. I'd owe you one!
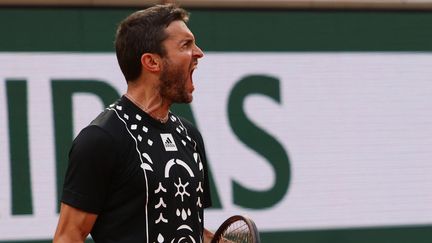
[53,4,214,243]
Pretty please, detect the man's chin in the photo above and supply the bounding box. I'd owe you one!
[173,94,193,104]
[184,96,193,104]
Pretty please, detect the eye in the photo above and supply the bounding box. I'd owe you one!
[181,40,193,49]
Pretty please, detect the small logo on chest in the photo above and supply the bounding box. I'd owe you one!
[160,133,178,151]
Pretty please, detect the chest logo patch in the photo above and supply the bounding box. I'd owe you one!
[160,133,178,151]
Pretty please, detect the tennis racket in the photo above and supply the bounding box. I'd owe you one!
[211,215,260,243]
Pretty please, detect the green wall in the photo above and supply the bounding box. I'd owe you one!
[2,8,432,52]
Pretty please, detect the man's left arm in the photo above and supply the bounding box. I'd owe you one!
[203,228,214,243]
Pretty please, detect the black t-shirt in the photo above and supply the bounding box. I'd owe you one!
[62,96,212,243]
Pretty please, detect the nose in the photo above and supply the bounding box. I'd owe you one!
[193,44,204,59]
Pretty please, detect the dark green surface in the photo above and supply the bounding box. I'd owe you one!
[261,225,432,243]
[1,8,432,52]
[2,224,432,243]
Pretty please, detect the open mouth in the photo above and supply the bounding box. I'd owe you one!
[190,64,197,82]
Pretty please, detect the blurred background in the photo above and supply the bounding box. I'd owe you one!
[0,0,432,242]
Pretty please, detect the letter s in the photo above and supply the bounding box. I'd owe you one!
[228,75,290,209]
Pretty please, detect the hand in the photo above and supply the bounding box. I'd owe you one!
[203,228,213,243]
[219,238,235,243]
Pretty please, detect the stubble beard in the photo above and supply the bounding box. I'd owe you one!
[160,59,192,103]
[159,58,192,104]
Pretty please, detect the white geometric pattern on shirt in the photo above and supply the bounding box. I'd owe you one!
[109,103,204,243]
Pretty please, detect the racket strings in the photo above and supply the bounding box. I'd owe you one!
[221,220,252,243]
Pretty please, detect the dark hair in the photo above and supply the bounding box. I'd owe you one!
[115,4,189,82]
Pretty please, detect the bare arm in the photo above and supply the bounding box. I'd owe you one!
[203,228,214,243]
[53,203,98,243]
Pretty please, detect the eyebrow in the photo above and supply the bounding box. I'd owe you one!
[179,37,195,46]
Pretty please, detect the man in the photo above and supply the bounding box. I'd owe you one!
[53,4,214,243]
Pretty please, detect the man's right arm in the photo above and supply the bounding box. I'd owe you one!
[53,203,98,243]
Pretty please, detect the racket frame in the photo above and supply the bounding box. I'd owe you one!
[211,215,260,243]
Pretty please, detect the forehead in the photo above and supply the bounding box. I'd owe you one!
[164,20,194,41]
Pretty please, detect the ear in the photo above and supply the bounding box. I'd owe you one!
[141,53,161,73]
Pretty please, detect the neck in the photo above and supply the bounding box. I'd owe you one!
[125,87,171,123]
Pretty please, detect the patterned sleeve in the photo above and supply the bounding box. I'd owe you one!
[61,125,118,214]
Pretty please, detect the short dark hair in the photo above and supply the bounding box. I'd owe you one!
[115,4,189,82]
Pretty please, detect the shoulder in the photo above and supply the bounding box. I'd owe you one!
[71,108,132,156]
[90,108,123,134]
[71,125,116,159]
[173,115,207,152]
[86,108,130,143]
[177,116,195,130]
[176,116,202,139]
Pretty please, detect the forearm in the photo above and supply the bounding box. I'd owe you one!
[203,228,214,243]
[53,233,86,243]
[53,223,88,243]
[53,203,97,243]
